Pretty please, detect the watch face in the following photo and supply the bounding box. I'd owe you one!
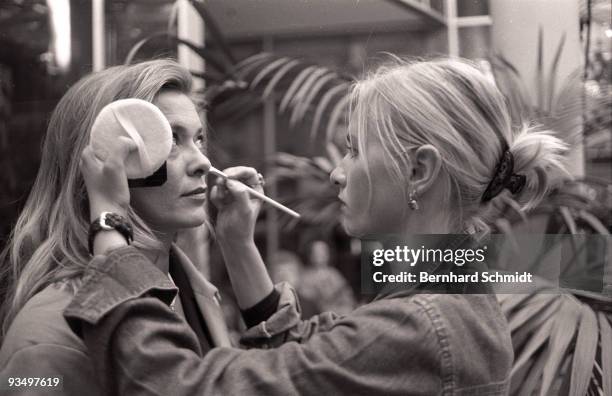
[99,212,114,230]
[89,212,133,255]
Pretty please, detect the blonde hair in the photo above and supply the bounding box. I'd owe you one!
[0,59,193,340]
[350,57,569,233]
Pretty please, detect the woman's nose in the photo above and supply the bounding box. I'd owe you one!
[330,165,346,186]
[187,147,212,177]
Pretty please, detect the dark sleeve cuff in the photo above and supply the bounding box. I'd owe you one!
[64,246,177,327]
[240,289,281,328]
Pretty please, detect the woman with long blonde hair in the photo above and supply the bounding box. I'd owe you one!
[0,62,178,335]
[0,59,264,395]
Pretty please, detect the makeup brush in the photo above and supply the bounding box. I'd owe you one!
[209,167,301,219]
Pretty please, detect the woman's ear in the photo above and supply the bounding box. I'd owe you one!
[408,144,442,195]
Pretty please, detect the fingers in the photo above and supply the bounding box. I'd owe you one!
[209,179,250,207]
[225,179,252,206]
[79,142,131,217]
[80,145,100,172]
[222,166,261,187]
[81,137,137,172]
[208,167,265,212]
[209,184,227,208]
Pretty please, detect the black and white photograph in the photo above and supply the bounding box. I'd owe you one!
[0,0,611,395]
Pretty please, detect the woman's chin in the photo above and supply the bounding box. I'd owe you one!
[185,215,208,228]
[171,211,208,229]
[341,219,361,238]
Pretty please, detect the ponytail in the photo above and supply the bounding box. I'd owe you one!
[507,124,570,211]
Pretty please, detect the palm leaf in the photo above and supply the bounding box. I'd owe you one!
[325,141,343,166]
[262,60,301,98]
[294,72,338,126]
[311,156,334,174]
[234,52,276,81]
[511,315,555,375]
[491,40,591,150]
[538,298,581,395]
[599,312,612,395]
[269,152,341,230]
[551,69,583,113]
[230,53,350,139]
[498,292,540,316]
[507,293,558,333]
[568,306,599,396]
[325,95,350,142]
[510,297,562,354]
[536,27,544,111]
[311,83,350,140]
[546,32,566,112]
[279,65,318,112]
[500,288,612,396]
[558,206,578,234]
[577,210,610,235]
[493,52,522,76]
[518,348,548,395]
[250,57,293,89]
[490,56,532,123]
[493,218,521,254]
[207,52,350,140]
[288,67,330,125]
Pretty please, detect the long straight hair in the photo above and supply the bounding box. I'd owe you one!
[0,60,193,341]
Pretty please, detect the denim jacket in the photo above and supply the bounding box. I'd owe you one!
[0,245,229,395]
[64,246,513,396]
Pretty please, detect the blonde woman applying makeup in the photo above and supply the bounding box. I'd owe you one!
[64,58,569,395]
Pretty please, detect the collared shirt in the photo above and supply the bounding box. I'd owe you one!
[64,246,513,395]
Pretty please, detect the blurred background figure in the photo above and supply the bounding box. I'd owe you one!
[298,240,356,318]
[269,250,303,286]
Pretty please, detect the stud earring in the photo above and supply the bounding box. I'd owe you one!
[408,190,419,211]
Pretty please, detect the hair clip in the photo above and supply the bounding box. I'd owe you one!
[481,151,526,202]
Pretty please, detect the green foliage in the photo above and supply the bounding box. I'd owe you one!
[208,52,351,146]
[498,290,612,396]
[269,152,341,231]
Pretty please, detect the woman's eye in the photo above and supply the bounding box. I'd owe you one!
[171,133,178,147]
[195,135,206,151]
[345,145,357,158]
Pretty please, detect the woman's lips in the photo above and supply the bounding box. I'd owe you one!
[182,187,207,199]
[338,198,348,213]
[185,192,206,200]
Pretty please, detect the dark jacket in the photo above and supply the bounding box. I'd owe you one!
[63,246,513,395]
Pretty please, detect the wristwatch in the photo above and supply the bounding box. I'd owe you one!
[88,211,133,255]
